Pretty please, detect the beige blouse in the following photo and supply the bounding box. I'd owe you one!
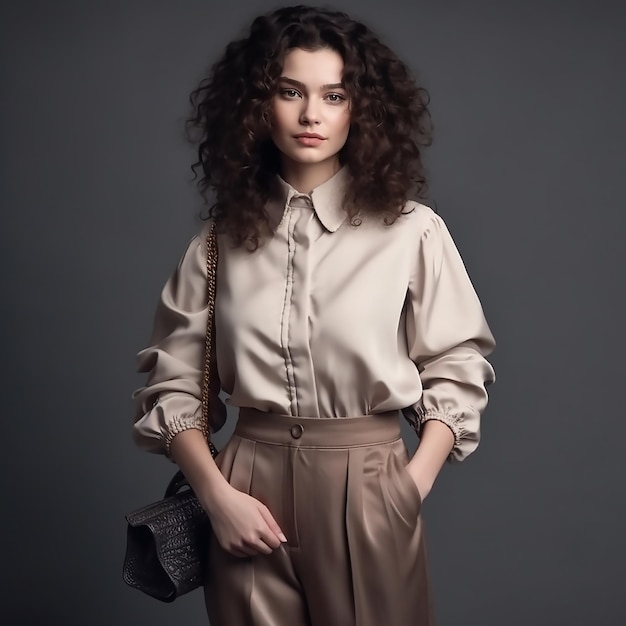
[133,167,496,462]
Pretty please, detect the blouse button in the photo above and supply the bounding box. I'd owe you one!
[290,424,304,439]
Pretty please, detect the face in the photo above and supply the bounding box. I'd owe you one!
[270,47,351,183]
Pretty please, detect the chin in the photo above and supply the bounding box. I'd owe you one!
[289,151,336,165]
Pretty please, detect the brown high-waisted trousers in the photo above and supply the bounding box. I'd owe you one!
[204,408,434,626]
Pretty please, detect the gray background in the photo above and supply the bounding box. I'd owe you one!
[1,0,624,624]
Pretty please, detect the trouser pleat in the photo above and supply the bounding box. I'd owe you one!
[345,441,434,625]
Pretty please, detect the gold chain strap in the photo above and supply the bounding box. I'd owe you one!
[201,221,218,457]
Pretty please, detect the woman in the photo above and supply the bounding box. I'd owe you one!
[133,5,496,625]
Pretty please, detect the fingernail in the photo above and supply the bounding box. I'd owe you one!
[278,533,287,542]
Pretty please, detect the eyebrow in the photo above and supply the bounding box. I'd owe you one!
[278,76,345,91]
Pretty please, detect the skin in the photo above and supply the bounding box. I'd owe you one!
[170,47,454,557]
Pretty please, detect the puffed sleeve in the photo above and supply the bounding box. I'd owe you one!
[404,211,496,462]
[132,229,227,459]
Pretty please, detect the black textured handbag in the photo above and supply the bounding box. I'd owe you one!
[123,223,219,602]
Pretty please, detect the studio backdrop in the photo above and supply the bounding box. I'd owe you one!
[1,1,624,624]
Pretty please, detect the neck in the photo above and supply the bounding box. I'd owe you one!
[279,157,341,193]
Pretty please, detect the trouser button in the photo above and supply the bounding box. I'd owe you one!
[290,424,304,439]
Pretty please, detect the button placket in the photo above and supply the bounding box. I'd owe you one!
[285,195,319,417]
[281,195,318,416]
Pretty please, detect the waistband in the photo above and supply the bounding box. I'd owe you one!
[235,407,401,448]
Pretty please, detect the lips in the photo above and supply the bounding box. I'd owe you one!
[294,133,325,139]
[294,133,326,147]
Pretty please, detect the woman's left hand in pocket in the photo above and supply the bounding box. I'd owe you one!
[405,419,456,503]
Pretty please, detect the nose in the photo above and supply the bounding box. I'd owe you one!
[299,98,321,126]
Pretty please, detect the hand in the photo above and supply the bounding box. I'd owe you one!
[201,484,287,558]
[405,419,455,503]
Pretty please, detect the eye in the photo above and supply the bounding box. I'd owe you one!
[325,93,347,104]
[279,88,301,99]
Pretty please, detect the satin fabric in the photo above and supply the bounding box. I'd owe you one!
[204,409,433,626]
[132,167,496,462]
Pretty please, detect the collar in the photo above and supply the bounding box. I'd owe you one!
[266,166,349,233]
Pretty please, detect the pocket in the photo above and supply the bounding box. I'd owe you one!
[380,449,422,527]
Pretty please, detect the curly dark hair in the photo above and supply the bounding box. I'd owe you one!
[185,4,433,249]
